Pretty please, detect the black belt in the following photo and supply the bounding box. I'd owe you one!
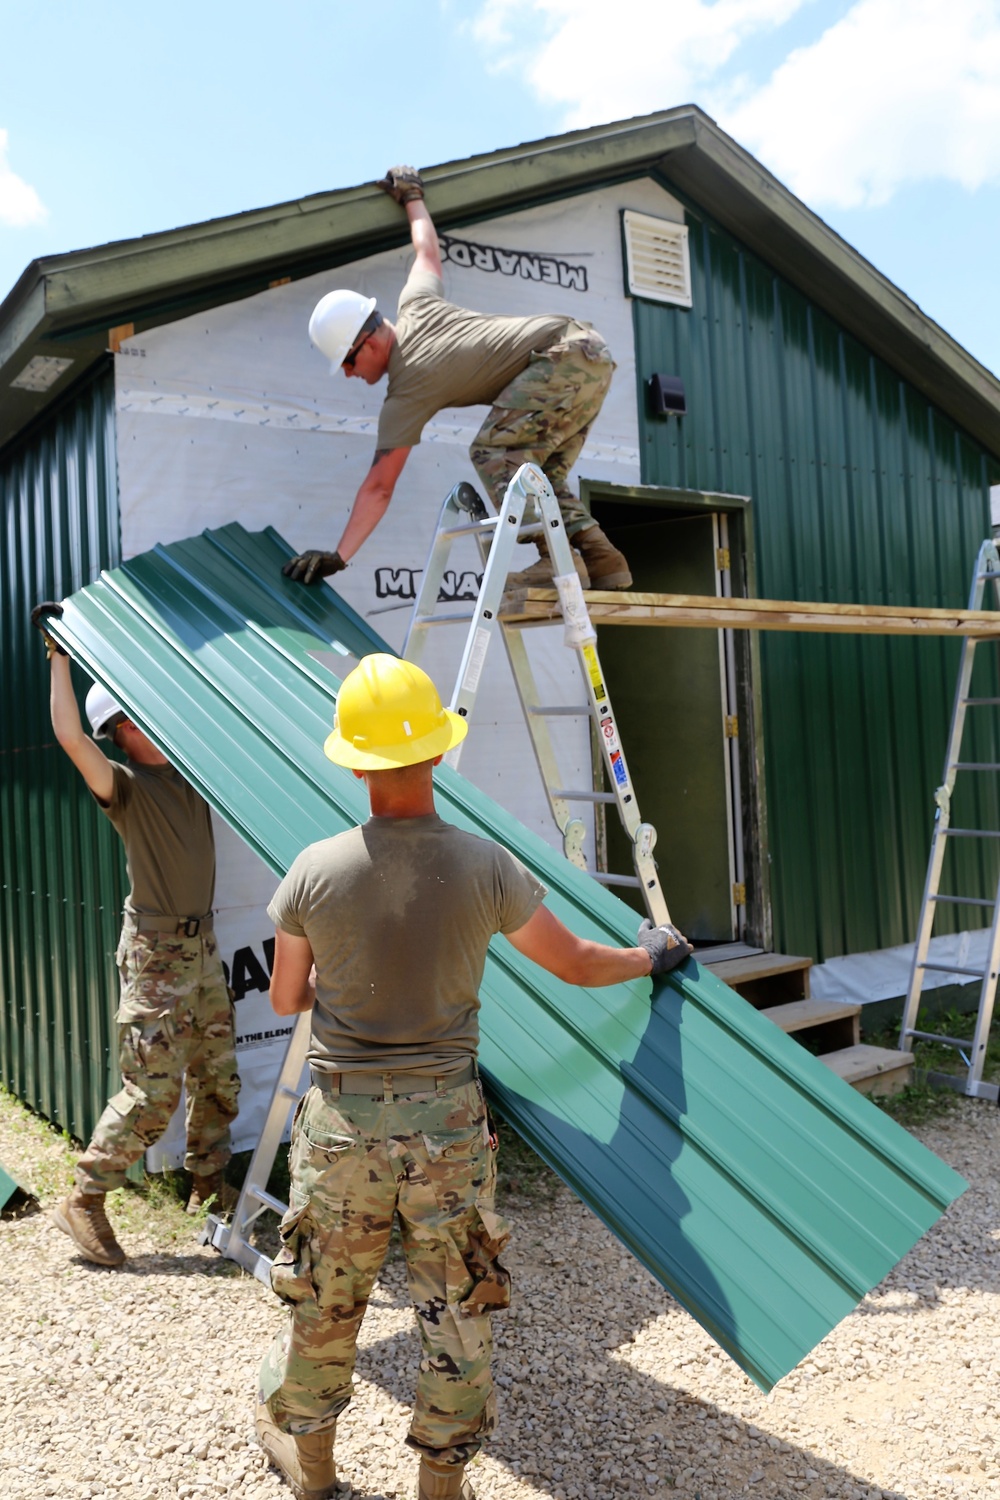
[124,913,213,938]
[310,1060,475,1098]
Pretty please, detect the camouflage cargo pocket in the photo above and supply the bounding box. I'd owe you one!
[459,1201,512,1317]
[269,1202,320,1307]
[115,932,190,1024]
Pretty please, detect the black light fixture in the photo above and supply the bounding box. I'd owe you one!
[647,373,687,417]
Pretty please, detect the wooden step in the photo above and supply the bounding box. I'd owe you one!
[760,998,861,1052]
[820,1044,915,1098]
[703,951,812,1007]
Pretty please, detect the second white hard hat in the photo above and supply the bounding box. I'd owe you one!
[85,682,125,739]
[308,289,377,372]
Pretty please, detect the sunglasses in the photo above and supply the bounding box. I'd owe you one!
[342,331,373,368]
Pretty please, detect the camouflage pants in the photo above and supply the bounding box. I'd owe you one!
[76,924,240,1195]
[259,1077,511,1468]
[469,322,615,538]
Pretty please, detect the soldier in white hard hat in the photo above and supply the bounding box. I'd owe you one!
[254,653,690,1500]
[32,605,240,1267]
[283,164,633,594]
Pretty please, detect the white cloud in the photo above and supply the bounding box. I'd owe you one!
[0,130,47,228]
[470,0,1000,209]
[469,0,808,123]
[724,0,1000,206]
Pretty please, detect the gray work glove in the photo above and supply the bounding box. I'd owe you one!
[637,918,693,975]
[282,550,347,586]
[30,600,67,657]
[376,165,424,205]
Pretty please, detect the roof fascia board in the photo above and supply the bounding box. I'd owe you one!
[0,279,46,373]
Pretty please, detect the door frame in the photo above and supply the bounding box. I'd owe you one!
[581,478,772,950]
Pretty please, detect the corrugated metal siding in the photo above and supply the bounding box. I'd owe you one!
[635,197,999,960]
[43,522,965,1390]
[0,367,124,1142]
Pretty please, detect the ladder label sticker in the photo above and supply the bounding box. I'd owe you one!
[461,627,492,693]
[609,749,629,788]
[600,714,621,754]
[582,644,605,701]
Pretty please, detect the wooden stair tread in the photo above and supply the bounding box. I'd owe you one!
[821,1045,915,1097]
[759,998,861,1033]
[704,952,813,984]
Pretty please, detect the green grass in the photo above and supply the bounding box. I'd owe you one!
[864,1004,1000,1126]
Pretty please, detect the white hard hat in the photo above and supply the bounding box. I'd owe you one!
[85,682,125,739]
[308,289,377,372]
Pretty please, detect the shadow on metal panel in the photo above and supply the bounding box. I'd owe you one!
[43,522,966,1392]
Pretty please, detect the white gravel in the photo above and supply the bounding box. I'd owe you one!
[1,1096,997,1500]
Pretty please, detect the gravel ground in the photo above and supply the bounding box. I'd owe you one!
[1,1092,998,1500]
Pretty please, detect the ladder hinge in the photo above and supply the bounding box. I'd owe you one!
[732,882,746,907]
[724,714,739,738]
[716,547,730,572]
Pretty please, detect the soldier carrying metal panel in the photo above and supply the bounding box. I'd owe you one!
[33,605,241,1268]
[283,164,634,596]
[254,654,689,1500]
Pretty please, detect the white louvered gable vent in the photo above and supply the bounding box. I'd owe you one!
[623,210,692,308]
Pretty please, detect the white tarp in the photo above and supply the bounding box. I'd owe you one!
[131,178,682,1162]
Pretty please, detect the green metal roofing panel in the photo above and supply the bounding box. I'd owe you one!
[43,522,965,1392]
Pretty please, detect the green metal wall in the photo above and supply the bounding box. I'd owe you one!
[0,367,125,1142]
[635,187,1000,961]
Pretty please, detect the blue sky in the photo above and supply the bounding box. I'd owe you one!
[3,0,1000,375]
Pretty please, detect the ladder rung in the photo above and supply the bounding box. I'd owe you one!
[952,762,1000,771]
[941,828,1000,838]
[918,961,987,977]
[410,612,477,629]
[932,894,997,908]
[904,1029,976,1050]
[245,1185,288,1216]
[439,518,498,539]
[591,872,642,888]
[977,571,1000,580]
[552,789,617,803]
[527,705,590,717]
[962,697,1000,706]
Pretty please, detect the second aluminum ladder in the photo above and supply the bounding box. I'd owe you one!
[899,538,1000,1101]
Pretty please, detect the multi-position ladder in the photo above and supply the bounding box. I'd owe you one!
[899,538,1000,1101]
[205,464,669,1275]
[403,463,670,926]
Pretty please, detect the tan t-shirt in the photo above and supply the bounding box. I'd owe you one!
[98,762,216,920]
[268,814,546,1074]
[376,269,571,450]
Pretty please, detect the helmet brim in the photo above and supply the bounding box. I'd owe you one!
[324,709,467,770]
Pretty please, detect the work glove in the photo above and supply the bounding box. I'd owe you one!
[30,601,67,658]
[637,918,693,975]
[281,549,347,586]
[376,165,424,205]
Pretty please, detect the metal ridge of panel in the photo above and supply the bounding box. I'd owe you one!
[44,522,966,1392]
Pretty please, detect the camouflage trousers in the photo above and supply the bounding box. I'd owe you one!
[76,923,240,1195]
[259,1076,511,1468]
[469,322,615,538]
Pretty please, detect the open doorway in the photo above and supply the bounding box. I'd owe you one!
[583,482,769,948]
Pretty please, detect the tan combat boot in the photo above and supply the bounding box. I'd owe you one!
[185,1170,237,1215]
[255,1399,338,1500]
[417,1458,476,1499]
[573,524,632,589]
[506,543,590,591]
[52,1187,126,1267]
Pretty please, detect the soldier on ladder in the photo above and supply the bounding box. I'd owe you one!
[254,654,689,1500]
[281,163,633,595]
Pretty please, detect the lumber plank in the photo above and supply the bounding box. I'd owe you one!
[501,589,1000,637]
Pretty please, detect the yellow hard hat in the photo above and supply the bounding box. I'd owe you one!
[325,654,468,770]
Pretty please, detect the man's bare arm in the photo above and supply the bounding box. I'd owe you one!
[270,928,317,1015]
[406,199,442,280]
[505,904,653,986]
[335,445,411,561]
[49,653,114,804]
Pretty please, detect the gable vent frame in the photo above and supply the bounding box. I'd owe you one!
[622,209,692,309]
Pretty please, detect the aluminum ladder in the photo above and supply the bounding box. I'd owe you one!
[899,538,1000,1101]
[202,1007,311,1281]
[404,462,670,926]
